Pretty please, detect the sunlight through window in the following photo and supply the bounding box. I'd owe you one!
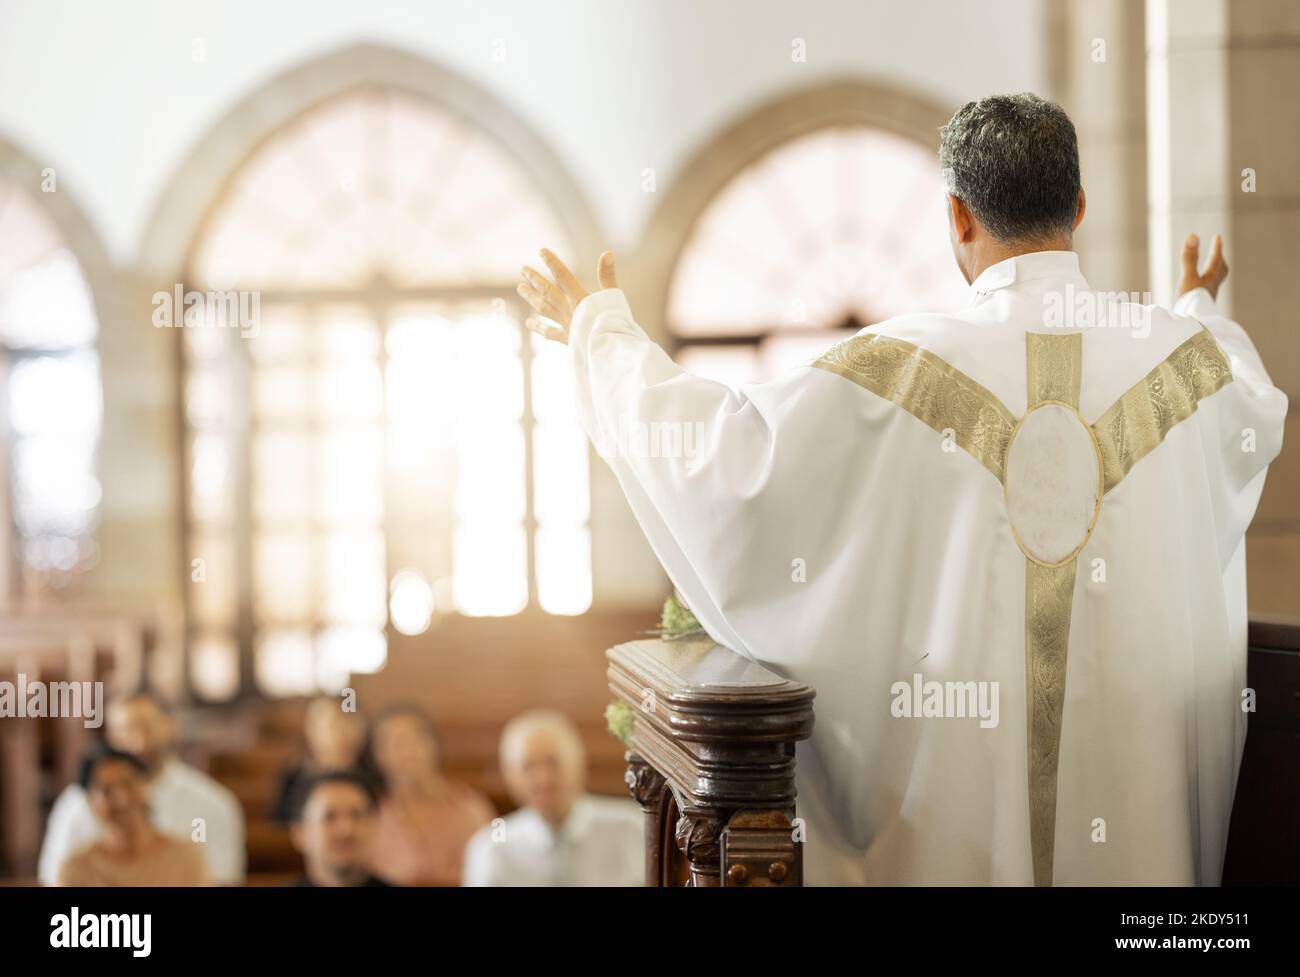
[0,181,101,594]
[183,87,589,697]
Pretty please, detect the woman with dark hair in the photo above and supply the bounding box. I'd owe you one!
[365,704,494,885]
[57,745,207,886]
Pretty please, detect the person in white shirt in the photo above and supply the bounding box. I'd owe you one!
[516,94,1287,885]
[462,709,642,886]
[39,691,246,885]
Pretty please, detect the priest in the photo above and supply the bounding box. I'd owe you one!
[517,93,1287,885]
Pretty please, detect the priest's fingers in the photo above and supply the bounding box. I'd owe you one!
[1205,233,1228,285]
[596,251,619,290]
[1177,233,1222,299]
[1180,233,1201,279]
[540,248,587,303]
[517,281,567,321]
[1204,233,1222,272]
[521,266,569,312]
[525,316,568,345]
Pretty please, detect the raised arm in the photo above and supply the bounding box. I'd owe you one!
[1172,234,1288,560]
[1174,234,1276,391]
[517,251,791,660]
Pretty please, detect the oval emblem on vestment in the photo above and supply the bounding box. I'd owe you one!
[1004,401,1103,566]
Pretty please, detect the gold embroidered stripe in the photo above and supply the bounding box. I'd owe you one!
[813,334,1017,482]
[1027,332,1082,408]
[1022,330,1085,887]
[1092,327,1233,495]
[1024,559,1078,887]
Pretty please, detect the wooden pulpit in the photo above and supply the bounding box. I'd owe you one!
[1222,616,1300,883]
[607,638,815,887]
[609,618,1298,886]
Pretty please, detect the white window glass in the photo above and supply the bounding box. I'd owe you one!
[0,180,102,593]
[184,87,590,697]
[668,126,968,339]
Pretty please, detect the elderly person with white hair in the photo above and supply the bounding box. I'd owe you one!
[462,709,642,886]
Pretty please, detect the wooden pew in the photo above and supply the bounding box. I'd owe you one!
[0,604,166,697]
[0,606,162,878]
[198,704,633,877]
[0,634,109,876]
[606,637,815,886]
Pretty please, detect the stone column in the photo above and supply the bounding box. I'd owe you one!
[1051,0,1150,295]
[1146,0,1300,615]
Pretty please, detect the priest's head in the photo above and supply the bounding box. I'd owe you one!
[939,93,1086,284]
[499,709,586,828]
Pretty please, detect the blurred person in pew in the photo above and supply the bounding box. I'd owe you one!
[57,745,208,886]
[272,695,371,823]
[290,770,392,886]
[365,704,494,885]
[462,709,642,886]
[39,691,245,885]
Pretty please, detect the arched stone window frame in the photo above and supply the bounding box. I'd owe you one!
[136,44,604,700]
[0,134,115,601]
[631,80,958,355]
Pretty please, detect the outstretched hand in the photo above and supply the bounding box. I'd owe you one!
[1177,233,1228,301]
[517,249,619,345]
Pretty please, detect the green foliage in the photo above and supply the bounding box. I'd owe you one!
[659,593,704,639]
[605,700,635,745]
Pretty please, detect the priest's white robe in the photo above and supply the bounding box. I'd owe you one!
[566,250,1287,885]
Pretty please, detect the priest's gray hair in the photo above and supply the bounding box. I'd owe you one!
[938,93,1081,244]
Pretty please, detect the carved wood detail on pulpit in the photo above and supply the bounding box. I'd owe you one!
[608,638,815,887]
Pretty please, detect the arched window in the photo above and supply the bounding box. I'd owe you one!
[0,177,102,598]
[182,85,591,700]
[666,125,967,384]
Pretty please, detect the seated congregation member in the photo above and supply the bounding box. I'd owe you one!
[39,691,245,885]
[365,705,494,885]
[462,710,642,887]
[58,746,207,886]
[289,771,391,887]
[272,695,370,823]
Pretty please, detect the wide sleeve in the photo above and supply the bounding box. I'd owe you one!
[1174,288,1289,561]
[567,288,812,661]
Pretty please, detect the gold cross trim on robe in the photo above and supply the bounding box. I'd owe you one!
[1093,329,1233,494]
[812,324,1233,885]
[814,334,1017,482]
[1021,332,1084,887]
